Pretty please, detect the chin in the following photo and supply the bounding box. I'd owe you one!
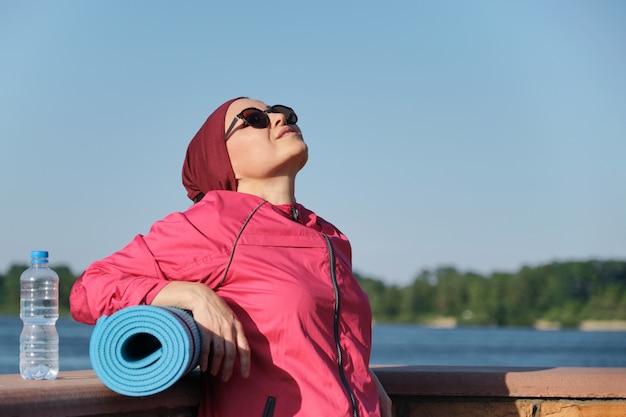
[295,157,308,172]
[283,149,308,174]
[295,146,308,169]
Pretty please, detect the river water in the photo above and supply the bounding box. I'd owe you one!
[1,315,625,374]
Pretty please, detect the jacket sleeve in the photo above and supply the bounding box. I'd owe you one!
[69,207,228,325]
[69,233,172,325]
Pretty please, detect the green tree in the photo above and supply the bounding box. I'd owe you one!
[432,266,466,317]
[54,265,77,315]
[355,273,387,320]
[401,269,435,322]
[0,264,27,314]
[485,272,511,326]
[462,272,491,325]
[379,285,404,321]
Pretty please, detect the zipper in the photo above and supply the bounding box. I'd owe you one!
[290,205,299,222]
[262,396,276,417]
[322,234,359,417]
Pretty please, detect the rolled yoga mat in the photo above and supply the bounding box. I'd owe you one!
[89,305,201,396]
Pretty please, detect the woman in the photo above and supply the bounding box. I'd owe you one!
[70,97,392,417]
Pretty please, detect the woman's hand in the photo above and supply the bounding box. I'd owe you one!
[150,281,250,381]
[370,369,392,417]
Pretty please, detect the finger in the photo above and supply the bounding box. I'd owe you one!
[199,331,212,373]
[221,338,237,381]
[235,322,251,378]
[210,334,225,376]
[219,321,241,381]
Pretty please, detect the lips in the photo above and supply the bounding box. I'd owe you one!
[276,126,297,139]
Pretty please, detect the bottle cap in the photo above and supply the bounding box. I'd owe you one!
[30,250,49,262]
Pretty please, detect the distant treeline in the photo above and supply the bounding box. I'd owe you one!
[2,260,625,327]
[356,260,626,327]
[0,264,76,315]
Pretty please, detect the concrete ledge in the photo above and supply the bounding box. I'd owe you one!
[373,366,626,417]
[372,365,626,398]
[1,366,625,417]
[0,369,201,417]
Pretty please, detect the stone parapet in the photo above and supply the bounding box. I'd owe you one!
[1,366,625,416]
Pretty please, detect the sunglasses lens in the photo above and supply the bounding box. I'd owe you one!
[272,105,298,125]
[241,109,270,128]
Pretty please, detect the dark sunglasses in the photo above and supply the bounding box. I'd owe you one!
[224,105,298,140]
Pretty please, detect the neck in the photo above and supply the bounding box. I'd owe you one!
[236,175,297,205]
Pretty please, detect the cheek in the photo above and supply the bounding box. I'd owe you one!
[227,142,264,178]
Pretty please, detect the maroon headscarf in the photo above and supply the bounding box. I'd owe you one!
[182,97,245,202]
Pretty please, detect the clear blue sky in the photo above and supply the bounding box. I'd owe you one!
[1,1,625,285]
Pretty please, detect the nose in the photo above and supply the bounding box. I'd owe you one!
[269,111,286,128]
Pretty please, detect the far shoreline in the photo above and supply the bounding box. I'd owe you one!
[3,314,626,331]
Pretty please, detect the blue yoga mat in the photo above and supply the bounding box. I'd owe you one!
[89,305,201,396]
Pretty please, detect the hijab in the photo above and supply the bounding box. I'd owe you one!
[182,97,244,202]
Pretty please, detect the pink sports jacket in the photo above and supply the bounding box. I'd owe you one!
[70,191,381,417]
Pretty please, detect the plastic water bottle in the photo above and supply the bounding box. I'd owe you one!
[20,250,59,380]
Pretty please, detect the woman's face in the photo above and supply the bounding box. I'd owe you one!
[224,98,308,183]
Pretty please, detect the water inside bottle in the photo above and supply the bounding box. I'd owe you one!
[20,324,59,380]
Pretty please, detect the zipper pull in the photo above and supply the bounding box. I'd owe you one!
[262,397,276,417]
[290,205,299,222]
